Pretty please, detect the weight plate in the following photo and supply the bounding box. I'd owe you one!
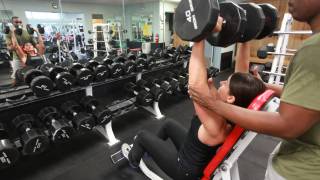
[75,113,95,132]
[30,76,53,97]
[110,64,124,78]
[123,61,136,75]
[175,0,220,42]
[38,106,60,122]
[0,140,20,169]
[15,66,33,83]
[77,68,93,86]
[86,60,99,70]
[256,3,278,39]
[49,66,65,80]
[235,6,247,41]
[94,65,109,81]
[52,125,74,142]
[22,129,50,155]
[238,3,265,42]
[40,63,55,74]
[55,72,74,91]
[70,63,83,71]
[12,114,34,130]
[127,53,136,61]
[136,58,147,72]
[24,69,43,85]
[207,2,242,47]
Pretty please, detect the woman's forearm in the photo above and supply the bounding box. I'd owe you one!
[188,41,209,88]
[35,32,45,55]
[36,44,45,55]
[235,42,250,73]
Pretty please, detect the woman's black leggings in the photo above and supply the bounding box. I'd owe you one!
[129,120,197,180]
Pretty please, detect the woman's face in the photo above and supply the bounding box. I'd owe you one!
[217,75,235,104]
[23,43,35,52]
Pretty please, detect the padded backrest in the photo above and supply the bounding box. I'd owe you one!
[202,90,276,180]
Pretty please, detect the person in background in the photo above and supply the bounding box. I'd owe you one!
[6,16,45,85]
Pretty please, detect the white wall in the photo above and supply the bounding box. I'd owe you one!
[159,1,179,44]
[0,0,123,39]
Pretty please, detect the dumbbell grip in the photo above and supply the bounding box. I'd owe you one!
[51,119,62,130]
[91,105,97,111]
[169,77,178,81]
[163,81,170,85]
[133,91,139,96]
[153,84,161,88]
[211,19,227,33]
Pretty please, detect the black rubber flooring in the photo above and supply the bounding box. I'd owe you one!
[0,63,12,88]
[0,69,280,180]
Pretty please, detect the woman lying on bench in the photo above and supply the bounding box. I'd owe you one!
[10,27,45,68]
[122,22,265,180]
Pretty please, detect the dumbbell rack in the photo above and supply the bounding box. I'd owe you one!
[91,71,166,147]
[92,24,111,58]
[266,13,312,85]
[266,13,292,85]
[0,62,182,154]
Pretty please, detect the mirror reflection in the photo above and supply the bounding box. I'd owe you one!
[0,0,184,91]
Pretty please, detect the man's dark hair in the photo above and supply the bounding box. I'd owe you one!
[11,16,19,22]
[229,72,266,108]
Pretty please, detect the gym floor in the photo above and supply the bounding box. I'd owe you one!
[0,63,12,88]
[0,69,280,180]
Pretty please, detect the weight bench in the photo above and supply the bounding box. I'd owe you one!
[126,90,280,180]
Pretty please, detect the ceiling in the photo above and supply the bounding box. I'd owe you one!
[58,0,160,5]
[10,0,180,5]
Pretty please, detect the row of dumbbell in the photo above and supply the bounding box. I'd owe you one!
[124,69,189,106]
[0,96,112,169]
[15,54,162,97]
[152,47,182,63]
[0,70,191,169]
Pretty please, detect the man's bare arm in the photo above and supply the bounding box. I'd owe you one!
[265,83,283,97]
[251,62,283,97]
[206,100,319,139]
[11,32,27,63]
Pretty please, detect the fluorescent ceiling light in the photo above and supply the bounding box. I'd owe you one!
[166,0,181,2]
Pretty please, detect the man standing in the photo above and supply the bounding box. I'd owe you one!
[6,16,37,85]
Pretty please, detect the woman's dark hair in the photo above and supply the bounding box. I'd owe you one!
[229,72,266,107]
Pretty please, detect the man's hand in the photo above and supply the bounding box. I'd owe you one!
[188,83,217,109]
[252,66,263,81]
[207,77,217,95]
[213,16,224,33]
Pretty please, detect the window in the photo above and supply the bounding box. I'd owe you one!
[25,11,61,20]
